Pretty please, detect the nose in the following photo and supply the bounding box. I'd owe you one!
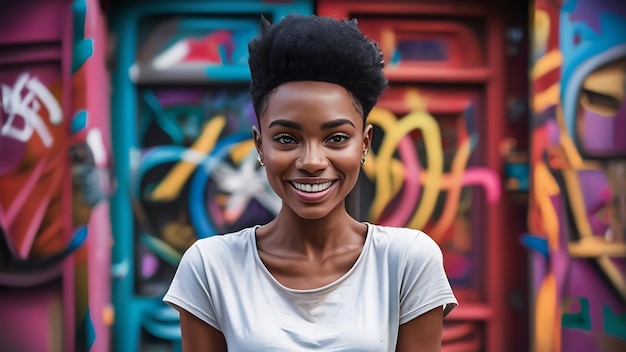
[296,144,328,173]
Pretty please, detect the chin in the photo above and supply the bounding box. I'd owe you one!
[290,202,346,221]
[293,209,331,221]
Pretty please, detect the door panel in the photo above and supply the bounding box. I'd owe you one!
[318,1,509,351]
[109,2,313,351]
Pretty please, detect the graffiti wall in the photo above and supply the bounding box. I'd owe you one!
[527,0,626,350]
[108,0,526,351]
[318,1,522,350]
[108,1,313,351]
[0,0,111,352]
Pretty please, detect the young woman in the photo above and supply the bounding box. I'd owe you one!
[164,14,457,351]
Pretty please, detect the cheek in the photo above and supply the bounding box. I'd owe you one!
[262,153,292,182]
[334,147,363,169]
[263,150,291,165]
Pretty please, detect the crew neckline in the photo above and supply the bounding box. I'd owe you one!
[251,223,374,295]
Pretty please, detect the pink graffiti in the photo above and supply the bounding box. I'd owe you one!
[378,144,500,228]
[378,136,422,226]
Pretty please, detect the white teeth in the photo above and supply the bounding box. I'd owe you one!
[292,181,333,193]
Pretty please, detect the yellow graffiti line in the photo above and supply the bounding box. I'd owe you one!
[366,108,444,227]
[230,139,255,163]
[531,49,562,79]
[369,109,443,224]
[597,256,626,302]
[367,109,443,226]
[366,110,401,218]
[554,105,602,170]
[532,10,550,58]
[361,149,405,196]
[533,162,560,251]
[366,108,407,195]
[533,83,560,113]
[559,133,586,169]
[557,135,603,170]
[432,138,471,235]
[562,169,594,239]
[151,116,226,201]
[406,111,442,229]
[534,272,560,352]
[569,236,626,257]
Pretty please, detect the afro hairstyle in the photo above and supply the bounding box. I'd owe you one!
[248,14,388,120]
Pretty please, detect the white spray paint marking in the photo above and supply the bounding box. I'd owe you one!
[0,73,63,147]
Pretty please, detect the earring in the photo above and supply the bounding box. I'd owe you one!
[257,155,265,166]
[361,149,368,165]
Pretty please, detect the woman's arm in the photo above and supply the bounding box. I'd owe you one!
[396,306,444,352]
[178,307,227,352]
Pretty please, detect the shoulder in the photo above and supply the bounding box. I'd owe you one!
[370,224,439,251]
[368,224,443,264]
[194,226,255,250]
[183,227,256,265]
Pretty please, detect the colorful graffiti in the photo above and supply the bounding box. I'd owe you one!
[133,87,277,291]
[128,87,279,350]
[364,102,500,282]
[528,0,626,350]
[126,86,500,350]
[110,2,513,350]
[0,0,111,351]
[361,90,501,351]
[332,10,507,350]
[109,3,313,350]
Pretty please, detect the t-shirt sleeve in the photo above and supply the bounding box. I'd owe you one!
[162,242,221,330]
[399,231,458,324]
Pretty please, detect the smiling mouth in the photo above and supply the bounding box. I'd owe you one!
[291,181,334,193]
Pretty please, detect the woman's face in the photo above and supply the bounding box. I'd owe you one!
[253,81,372,220]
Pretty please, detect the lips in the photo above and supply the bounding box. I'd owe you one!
[291,181,333,193]
[289,180,337,202]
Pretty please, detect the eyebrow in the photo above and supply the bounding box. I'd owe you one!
[267,118,356,130]
[322,119,356,129]
[268,119,301,129]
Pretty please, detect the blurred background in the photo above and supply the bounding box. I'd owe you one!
[0,0,624,351]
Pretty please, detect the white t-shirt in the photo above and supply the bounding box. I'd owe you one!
[163,223,457,351]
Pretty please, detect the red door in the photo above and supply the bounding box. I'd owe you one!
[318,1,528,351]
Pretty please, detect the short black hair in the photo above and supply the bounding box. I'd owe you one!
[248,14,388,120]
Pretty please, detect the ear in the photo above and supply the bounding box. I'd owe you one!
[252,126,263,155]
[362,123,373,154]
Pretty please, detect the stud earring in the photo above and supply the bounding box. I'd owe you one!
[257,155,265,167]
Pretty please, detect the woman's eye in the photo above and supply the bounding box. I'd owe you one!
[327,133,350,143]
[274,133,296,144]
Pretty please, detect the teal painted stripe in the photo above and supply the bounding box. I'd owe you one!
[73,38,94,73]
[604,305,626,340]
[76,308,96,352]
[520,234,549,259]
[67,226,88,252]
[562,297,591,331]
[204,66,251,81]
[72,110,88,133]
[72,0,87,41]
[72,0,92,72]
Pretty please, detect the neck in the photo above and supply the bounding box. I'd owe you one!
[260,205,366,258]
